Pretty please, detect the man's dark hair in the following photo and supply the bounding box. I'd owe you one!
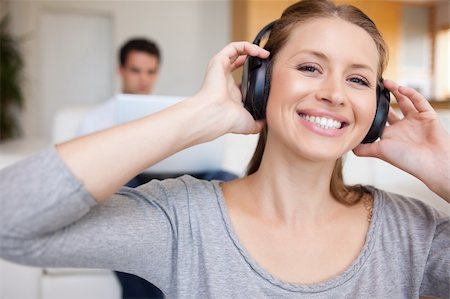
[119,38,161,66]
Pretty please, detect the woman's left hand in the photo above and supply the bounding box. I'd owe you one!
[353,79,450,202]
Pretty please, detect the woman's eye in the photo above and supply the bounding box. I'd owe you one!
[297,64,320,74]
[348,76,369,87]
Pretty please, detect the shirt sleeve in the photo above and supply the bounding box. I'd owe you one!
[0,146,177,291]
[420,213,450,298]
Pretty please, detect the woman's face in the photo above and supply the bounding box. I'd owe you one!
[266,17,380,162]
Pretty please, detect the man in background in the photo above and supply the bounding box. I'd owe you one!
[78,38,161,135]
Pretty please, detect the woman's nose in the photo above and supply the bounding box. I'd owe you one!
[314,76,345,106]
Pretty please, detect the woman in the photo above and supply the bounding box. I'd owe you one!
[1,0,449,297]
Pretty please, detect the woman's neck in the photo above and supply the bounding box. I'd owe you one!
[239,146,342,228]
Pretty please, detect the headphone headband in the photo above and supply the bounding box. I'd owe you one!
[253,21,276,45]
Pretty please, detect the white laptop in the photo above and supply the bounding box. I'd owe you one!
[115,94,226,174]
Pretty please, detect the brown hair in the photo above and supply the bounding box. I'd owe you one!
[246,0,388,205]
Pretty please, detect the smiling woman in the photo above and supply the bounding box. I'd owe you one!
[245,12,386,207]
[0,0,449,298]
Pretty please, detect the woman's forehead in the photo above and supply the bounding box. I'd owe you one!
[279,17,380,72]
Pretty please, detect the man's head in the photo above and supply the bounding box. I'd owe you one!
[119,38,161,94]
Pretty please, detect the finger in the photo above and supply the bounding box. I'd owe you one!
[384,79,417,116]
[352,142,382,159]
[221,42,270,64]
[387,108,401,125]
[230,55,247,72]
[397,85,433,113]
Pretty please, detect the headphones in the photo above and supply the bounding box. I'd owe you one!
[241,21,390,144]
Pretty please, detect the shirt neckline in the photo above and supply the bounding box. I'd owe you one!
[212,182,384,293]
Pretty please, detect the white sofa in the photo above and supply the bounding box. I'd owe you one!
[1,106,449,299]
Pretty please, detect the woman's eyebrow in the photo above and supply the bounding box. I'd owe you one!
[293,50,327,60]
[349,63,376,75]
[292,50,376,74]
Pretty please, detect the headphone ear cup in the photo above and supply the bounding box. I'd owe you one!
[261,60,272,117]
[361,83,390,143]
[241,21,275,120]
[242,56,271,120]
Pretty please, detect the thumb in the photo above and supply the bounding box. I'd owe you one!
[241,119,266,135]
[352,142,381,158]
[251,120,266,134]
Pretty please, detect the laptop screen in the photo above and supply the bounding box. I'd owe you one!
[115,94,226,174]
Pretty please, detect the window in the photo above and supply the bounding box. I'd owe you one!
[434,28,450,100]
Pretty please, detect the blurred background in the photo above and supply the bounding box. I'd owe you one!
[0,1,449,299]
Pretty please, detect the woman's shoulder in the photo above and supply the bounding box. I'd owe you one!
[367,186,449,227]
[128,174,221,208]
[143,174,218,193]
[127,175,227,234]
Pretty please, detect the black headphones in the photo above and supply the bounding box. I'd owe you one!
[241,21,390,144]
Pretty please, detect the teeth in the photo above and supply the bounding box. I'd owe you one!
[300,113,342,129]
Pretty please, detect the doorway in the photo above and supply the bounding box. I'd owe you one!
[38,11,113,141]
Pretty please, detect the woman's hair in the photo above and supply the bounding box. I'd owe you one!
[246,0,388,205]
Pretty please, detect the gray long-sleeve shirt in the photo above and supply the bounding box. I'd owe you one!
[1,147,449,298]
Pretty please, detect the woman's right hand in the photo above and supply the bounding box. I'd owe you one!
[192,42,269,136]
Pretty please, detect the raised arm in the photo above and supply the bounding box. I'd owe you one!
[0,42,268,272]
[57,42,269,201]
[353,79,450,202]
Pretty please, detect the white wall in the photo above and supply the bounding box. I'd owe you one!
[7,0,230,140]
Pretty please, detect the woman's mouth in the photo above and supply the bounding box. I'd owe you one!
[298,113,348,130]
